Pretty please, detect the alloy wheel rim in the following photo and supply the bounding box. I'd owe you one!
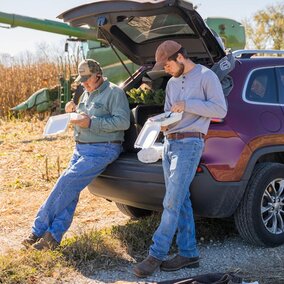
[261,179,284,235]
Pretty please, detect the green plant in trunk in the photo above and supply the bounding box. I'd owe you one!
[126,88,165,105]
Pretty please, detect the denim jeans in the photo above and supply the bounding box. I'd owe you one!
[150,137,204,260]
[32,143,122,242]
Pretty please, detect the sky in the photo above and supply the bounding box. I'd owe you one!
[0,0,279,56]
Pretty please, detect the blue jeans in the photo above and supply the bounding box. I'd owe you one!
[150,137,204,260]
[32,143,122,242]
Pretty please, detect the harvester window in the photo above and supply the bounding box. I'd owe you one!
[116,14,195,43]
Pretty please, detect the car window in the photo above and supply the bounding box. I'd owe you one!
[277,67,284,98]
[116,14,195,43]
[245,68,278,104]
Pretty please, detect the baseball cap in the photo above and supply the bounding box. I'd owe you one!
[75,59,102,83]
[152,40,182,71]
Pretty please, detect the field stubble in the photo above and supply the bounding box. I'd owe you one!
[0,119,129,254]
[1,119,284,284]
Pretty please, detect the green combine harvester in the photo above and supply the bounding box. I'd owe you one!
[0,11,137,114]
[205,17,246,51]
[0,11,245,114]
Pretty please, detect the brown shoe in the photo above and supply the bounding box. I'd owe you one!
[22,233,40,248]
[160,254,199,271]
[133,255,162,278]
[32,232,59,251]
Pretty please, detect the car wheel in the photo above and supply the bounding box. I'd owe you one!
[234,162,284,246]
[115,203,153,219]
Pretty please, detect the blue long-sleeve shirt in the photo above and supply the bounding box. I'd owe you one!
[74,79,130,143]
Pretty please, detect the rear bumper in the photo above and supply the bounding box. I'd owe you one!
[89,154,247,218]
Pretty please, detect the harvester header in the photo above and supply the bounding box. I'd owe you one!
[0,11,97,40]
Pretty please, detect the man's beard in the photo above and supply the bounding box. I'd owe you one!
[173,62,184,78]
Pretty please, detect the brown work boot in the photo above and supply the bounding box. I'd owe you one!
[22,233,41,248]
[160,254,199,271]
[32,232,59,251]
[133,255,162,278]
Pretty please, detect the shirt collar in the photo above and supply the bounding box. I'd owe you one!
[89,78,109,96]
[182,64,199,78]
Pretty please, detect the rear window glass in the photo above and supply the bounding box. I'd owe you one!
[116,14,195,43]
[245,68,278,104]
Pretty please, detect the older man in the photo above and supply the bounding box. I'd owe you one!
[22,59,130,250]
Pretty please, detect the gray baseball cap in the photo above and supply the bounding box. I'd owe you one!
[75,59,102,83]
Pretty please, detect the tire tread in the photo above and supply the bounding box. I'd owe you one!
[234,162,282,246]
[115,202,152,219]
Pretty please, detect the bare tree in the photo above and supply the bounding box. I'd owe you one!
[0,53,15,67]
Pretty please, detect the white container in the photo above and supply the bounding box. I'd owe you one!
[134,111,183,148]
[70,113,84,120]
[148,111,183,126]
[134,121,161,149]
[43,113,84,136]
[137,142,163,163]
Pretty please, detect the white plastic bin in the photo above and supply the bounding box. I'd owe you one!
[43,113,84,136]
[134,111,183,148]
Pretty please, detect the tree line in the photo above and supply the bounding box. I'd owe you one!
[243,2,284,50]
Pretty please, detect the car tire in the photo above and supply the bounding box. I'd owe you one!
[234,162,284,247]
[115,203,153,219]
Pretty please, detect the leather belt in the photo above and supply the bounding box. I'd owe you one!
[76,140,122,144]
[166,132,204,140]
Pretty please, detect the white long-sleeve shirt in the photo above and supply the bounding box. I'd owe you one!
[164,64,227,135]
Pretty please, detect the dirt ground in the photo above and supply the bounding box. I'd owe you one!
[1,119,284,284]
[0,118,129,255]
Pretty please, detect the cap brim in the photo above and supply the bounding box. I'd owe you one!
[152,61,165,71]
[146,70,167,80]
[74,75,91,83]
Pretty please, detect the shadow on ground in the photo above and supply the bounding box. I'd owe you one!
[61,214,249,283]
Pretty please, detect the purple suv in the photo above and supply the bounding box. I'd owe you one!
[60,0,284,247]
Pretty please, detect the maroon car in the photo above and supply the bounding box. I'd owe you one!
[60,0,284,247]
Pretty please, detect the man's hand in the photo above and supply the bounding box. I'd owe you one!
[65,101,77,113]
[160,125,169,132]
[171,101,185,112]
[70,114,90,128]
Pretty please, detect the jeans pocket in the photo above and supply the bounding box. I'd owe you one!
[104,144,122,163]
[171,138,202,155]
[168,139,204,179]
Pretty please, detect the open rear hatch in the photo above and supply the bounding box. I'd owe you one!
[58,0,226,67]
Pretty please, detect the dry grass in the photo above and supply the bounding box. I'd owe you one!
[0,119,164,282]
[0,118,132,282]
[0,119,129,251]
[0,118,73,251]
[0,228,132,284]
[1,119,284,284]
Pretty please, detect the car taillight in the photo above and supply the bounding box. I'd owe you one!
[196,166,203,173]
[211,118,224,123]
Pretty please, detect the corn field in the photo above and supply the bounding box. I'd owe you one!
[0,57,79,119]
[0,62,57,118]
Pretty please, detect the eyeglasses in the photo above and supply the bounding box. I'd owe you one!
[81,74,101,84]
